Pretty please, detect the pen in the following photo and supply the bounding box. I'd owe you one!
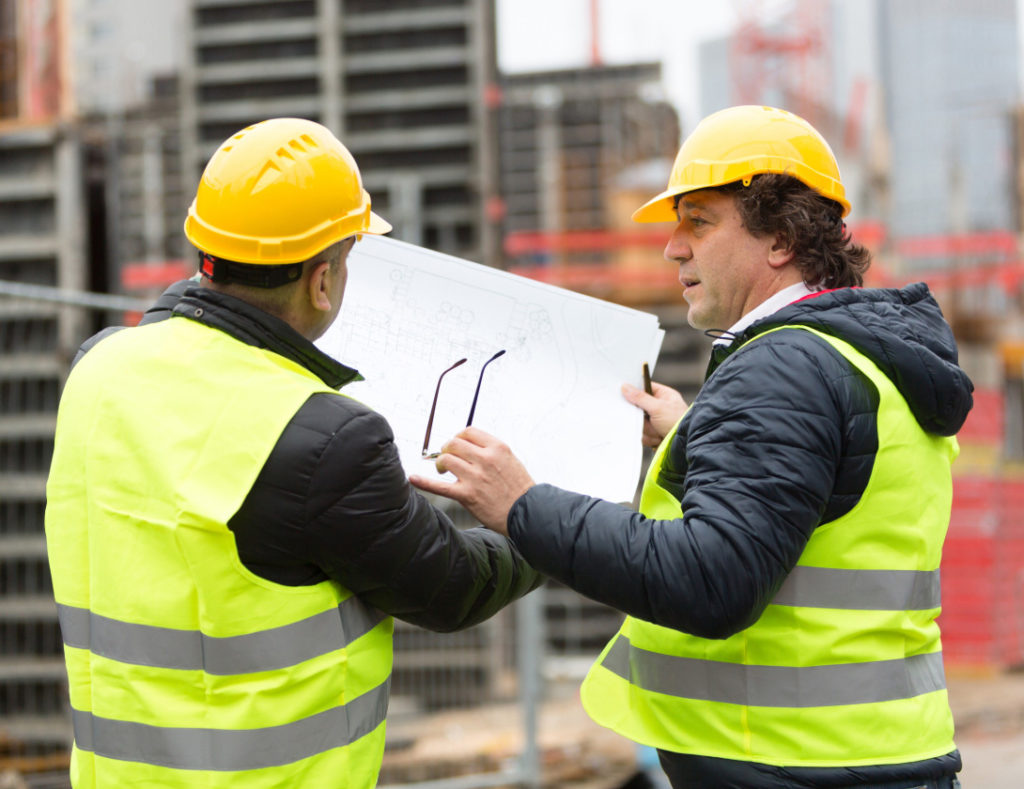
[642,362,653,396]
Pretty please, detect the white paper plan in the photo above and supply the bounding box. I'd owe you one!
[316,235,664,503]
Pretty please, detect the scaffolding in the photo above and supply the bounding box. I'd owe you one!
[181,0,500,265]
[0,125,89,784]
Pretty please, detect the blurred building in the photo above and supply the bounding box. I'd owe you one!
[498,63,677,261]
[180,0,500,265]
[0,0,86,771]
[697,0,1019,247]
[94,74,189,293]
[0,0,15,119]
[68,0,183,115]
[877,0,1019,367]
[879,0,1018,245]
[0,124,86,776]
[497,62,682,303]
[697,2,883,220]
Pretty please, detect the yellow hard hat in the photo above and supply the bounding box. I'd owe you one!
[184,117,391,264]
[633,105,850,223]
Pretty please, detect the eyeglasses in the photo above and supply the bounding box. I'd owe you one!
[421,350,506,458]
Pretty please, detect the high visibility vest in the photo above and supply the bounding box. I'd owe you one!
[45,316,394,788]
[581,326,957,767]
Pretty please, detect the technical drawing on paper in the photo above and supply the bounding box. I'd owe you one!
[317,236,663,502]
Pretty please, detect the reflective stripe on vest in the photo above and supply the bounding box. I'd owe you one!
[57,598,387,674]
[46,317,393,788]
[70,679,390,771]
[580,325,957,767]
[772,566,941,610]
[600,636,946,707]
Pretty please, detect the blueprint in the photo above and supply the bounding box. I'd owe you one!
[316,235,664,502]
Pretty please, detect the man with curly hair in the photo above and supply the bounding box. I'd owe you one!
[412,106,972,789]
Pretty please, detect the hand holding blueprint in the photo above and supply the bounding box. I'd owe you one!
[316,236,663,503]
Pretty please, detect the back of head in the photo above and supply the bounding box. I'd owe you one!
[184,117,390,289]
[634,105,868,287]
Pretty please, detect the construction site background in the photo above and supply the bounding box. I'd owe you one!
[2,0,1024,787]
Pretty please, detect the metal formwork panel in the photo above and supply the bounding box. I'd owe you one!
[0,123,85,776]
[183,0,496,263]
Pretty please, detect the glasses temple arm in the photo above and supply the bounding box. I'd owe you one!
[422,358,468,454]
[466,350,506,427]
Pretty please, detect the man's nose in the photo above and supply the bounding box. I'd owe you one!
[664,222,691,263]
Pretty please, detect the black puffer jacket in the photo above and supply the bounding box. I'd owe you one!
[507,283,972,787]
[82,282,541,632]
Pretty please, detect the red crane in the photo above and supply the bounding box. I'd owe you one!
[728,0,831,131]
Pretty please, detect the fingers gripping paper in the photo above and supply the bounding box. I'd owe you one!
[316,236,664,502]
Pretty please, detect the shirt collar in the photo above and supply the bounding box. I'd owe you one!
[712,281,822,346]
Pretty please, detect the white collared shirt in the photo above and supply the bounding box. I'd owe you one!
[712,282,823,346]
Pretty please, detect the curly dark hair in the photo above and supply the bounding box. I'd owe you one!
[719,174,871,288]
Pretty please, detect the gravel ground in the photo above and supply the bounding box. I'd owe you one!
[948,670,1024,788]
[956,732,1024,788]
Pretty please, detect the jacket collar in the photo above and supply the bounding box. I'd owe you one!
[712,281,822,347]
[171,286,362,390]
[701,283,974,436]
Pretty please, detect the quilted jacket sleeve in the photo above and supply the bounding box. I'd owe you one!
[232,392,543,633]
[507,332,853,639]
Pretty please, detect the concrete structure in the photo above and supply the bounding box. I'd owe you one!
[101,75,189,272]
[0,0,15,121]
[0,125,86,763]
[69,0,183,115]
[0,0,86,768]
[697,0,1019,252]
[181,0,500,265]
[498,62,678,268]
[878,0,1018,247]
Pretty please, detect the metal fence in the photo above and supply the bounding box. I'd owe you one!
[0,280,630,789]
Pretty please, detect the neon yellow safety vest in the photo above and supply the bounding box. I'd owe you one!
[581,326,957,768]
[45,315,394,788]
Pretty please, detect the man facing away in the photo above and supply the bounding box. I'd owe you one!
[412,105,973,789]
[45,117,540,788]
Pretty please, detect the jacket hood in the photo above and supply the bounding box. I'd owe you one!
[743,283,974,436]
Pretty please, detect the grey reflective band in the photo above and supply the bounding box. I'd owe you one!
[602,636,946,707]
[58,597,387,675]
[71,678,389,771]
[771,566,941,611]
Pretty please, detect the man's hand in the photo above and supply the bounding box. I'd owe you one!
[621,381,688,447]
[409,427,535,536]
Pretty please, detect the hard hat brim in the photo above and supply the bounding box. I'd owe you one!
[364,211,392,236]
[631,189,683,224]
[631,171,852,224]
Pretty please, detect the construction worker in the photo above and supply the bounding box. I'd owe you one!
[44,117,540,788]
[411,105,971,788]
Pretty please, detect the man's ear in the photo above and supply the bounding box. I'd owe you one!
[767,233,795,269]
[307,260,333,313]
